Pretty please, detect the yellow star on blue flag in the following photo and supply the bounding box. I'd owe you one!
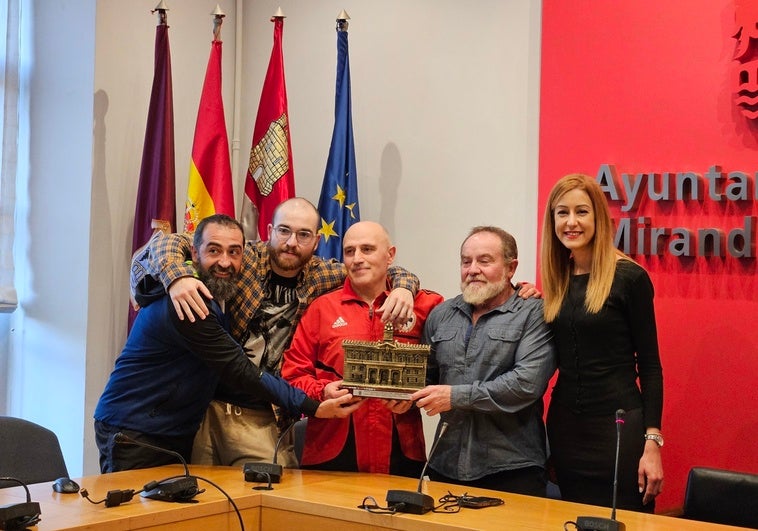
[318,218,338,242]
[332,185,346,207]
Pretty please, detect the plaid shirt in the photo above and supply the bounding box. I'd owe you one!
[146,232,420,428]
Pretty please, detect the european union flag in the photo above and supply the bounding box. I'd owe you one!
[316,18,359,261]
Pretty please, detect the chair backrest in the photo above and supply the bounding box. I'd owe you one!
[0,416,69,487]
[682,466,758,529]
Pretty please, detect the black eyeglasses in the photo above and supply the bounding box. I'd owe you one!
[273,225,316,244]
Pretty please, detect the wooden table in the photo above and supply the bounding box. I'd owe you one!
[0,466,752,530]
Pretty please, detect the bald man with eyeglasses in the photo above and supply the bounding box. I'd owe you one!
[133,197,419,469]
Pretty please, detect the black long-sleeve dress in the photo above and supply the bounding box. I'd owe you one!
[546,259,663,512]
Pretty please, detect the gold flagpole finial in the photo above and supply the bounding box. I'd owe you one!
[273,6,286,19]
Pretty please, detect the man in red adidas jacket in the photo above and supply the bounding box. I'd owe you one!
[281,221,443,478]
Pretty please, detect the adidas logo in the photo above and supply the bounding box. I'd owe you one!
[332,316,348,328]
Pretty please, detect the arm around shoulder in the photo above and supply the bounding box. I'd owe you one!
[147,232,196,289]
[387,265,419,295]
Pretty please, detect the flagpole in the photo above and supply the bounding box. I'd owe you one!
[231,0,244,217]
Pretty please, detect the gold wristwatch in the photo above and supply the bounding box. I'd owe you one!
[644,433,664,447]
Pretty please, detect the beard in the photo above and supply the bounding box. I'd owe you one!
[196,263,240,301]
[461,275,509,307]
[268,242,311,272]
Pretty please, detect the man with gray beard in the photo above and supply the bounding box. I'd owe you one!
[410,226,556,496]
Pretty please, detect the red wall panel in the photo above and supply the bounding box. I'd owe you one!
[540,0,758,512]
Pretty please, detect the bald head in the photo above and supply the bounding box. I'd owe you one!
[342,221,396,303]
[270,197,320,233]
[344,221,391,249]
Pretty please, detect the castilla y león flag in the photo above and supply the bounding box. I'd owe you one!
[239,15,294,241]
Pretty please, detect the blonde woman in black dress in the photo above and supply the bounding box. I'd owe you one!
[540,174,664,512]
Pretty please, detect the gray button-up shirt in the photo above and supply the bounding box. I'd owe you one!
[423,290,556,481]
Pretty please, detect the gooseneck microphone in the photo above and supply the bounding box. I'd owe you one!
[415,422,449,494]
[113,432,202,503]
[575,409,627,531]
[610,409,625,521]
[385,421,449,514]
[0,477,41,530]
[244,418,299,486]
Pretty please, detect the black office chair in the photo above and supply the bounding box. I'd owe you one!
[682,466,758,529]
[0,416,69,487]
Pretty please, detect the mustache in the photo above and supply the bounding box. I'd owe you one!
[280,244,302,255]
[209,264,236,275]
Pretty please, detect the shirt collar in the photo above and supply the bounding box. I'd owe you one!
[340,277,391,306]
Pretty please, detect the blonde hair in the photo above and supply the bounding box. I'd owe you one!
[541,174,628,322]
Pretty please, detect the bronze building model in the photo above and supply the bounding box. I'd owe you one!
[342,324,430,400]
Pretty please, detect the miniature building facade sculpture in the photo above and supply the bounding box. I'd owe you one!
[342,324,430,399]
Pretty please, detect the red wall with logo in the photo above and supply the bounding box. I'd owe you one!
[539,0,758,512]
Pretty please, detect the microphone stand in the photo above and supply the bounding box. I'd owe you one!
[386,421,449,514]
[576,410,627,531]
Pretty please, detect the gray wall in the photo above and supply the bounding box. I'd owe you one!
[4,0,541,475]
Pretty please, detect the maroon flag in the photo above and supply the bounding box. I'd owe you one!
[129,17,176,329]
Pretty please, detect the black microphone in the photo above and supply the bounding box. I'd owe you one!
[385,421,449,514]
[0,477,41,530]
[576,409,627,531]
[243,418,298,486]
[113,432,201,503]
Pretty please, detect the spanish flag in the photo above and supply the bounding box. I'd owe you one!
[183,39,234,234]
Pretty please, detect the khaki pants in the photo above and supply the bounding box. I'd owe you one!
[192,400,298,468]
